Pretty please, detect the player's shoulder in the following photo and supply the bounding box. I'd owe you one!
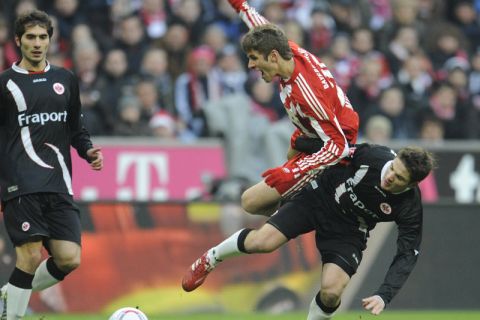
[49,64,74,76]
[0,67,15,81]
[352,143,396,166]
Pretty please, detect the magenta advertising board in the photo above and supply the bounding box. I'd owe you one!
[71,141,226,201]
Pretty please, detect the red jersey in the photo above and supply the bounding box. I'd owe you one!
[239,4,359,175]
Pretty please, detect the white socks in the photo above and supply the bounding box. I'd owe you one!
[6,284,31,320]
[32,259,60,292]
[207,229,246,267]
[307,296,335,320]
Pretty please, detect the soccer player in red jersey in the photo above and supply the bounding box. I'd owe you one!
[228,0,360,216]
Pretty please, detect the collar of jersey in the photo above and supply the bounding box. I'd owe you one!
[12,61,51,74]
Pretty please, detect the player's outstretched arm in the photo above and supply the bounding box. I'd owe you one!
[227,0,269,29]
[362,295,385,315]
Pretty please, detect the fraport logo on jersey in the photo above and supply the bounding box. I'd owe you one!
[17,111,68,126]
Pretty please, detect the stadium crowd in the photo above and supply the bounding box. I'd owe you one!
[1,0,479,183]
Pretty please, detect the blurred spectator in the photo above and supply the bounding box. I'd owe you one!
[363,86,416,139]
[139,0,168,40]
[307,5,335,56]
[158,23,190,79]
[140,47,176,115]
[327,33,359,91]
[72,41,107,135]
[114,95,152,136]
[363,114,393,143]
[134,77,163,123]
[379,0,425,52]
[385,26,422,75]
[425,22,469,79]
[97,48,132,133]
[0,16,19,70]
[202,24,229,55]
[397,53,433,110]
[149,110,178,140]
[203,75,283,183]
[216,44,248,94]
[51,0,85,45]
[282,19,306,47]
[451,0,480,52]
[114,14,149,75]
[175,45,222,139]
[169,0,208,46]
[417,112,445,143]
[425,82,476,139]
[347,56,392,122]
[328,0,370,34]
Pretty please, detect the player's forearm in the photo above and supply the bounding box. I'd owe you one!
[375,253,418,304]
[231,0,269,29]
[296,139,349,172]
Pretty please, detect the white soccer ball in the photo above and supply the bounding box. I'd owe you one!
[108,307,148,320]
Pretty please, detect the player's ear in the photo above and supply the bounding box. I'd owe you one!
[15,36,21,47]
[269,50,279,63]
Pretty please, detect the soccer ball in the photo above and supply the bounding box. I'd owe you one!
[108,307,148,320]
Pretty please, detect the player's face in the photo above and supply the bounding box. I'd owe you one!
[381,158,412,193]
[246,50,277,82]
[16,25,50,69]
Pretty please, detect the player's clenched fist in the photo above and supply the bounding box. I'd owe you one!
[262,165,302,188]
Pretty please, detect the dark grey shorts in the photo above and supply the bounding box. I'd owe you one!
[3,193,81,247]
[268,188,365,277]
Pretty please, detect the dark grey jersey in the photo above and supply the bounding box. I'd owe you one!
[0,63,93,201]
[316,143,423,303]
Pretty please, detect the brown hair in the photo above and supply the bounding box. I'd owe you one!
[241,24,293,60]
[14,10,53,39]
[398,146,437,183]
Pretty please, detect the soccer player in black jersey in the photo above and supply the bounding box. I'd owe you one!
[0,10,103,319]
[182,143,436,319]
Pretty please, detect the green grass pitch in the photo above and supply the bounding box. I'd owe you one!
[23,311,480,320]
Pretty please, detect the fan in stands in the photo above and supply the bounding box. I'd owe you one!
[109,307,148,320]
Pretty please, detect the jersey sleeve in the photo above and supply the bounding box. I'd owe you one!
[68,72,93,161]
[374,193,423,304]
[236,1,269,29]
[294,111,350,173]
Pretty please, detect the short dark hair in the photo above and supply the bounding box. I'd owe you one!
[241,24,293,60]
[14,10,53,39]
[398,146,437,183]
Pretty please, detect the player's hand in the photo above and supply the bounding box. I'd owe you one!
[261,165,301,188]
[362,295,385,315]
[87,147,103,171]
[228,0,248,12]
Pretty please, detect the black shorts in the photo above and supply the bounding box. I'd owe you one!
[268,187,366,277]
[3,193,82,247]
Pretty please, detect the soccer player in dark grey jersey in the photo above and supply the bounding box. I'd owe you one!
[182,143,436,319]
[0,10,103,320]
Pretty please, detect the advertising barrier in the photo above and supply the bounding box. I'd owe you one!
[71,139,226,201]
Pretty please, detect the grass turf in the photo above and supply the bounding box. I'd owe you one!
[24,310,480,320]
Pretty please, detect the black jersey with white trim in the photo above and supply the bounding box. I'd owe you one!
[317,143,423,304]
[0,63,93,201]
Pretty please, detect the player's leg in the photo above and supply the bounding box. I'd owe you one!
[307,263,350,320]
[2,241,43,320]
[308,238,364,320]
[182,223,287,292]
[182,194,315,292]
[1,195,50,319]
[32,193,82,292]
[241,180,281,216]
[32,240,81,292]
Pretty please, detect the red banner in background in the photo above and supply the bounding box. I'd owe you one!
[71,142,226,201]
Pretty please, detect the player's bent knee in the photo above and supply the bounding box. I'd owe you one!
[55,255,81,273]
[320,290,341,307]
